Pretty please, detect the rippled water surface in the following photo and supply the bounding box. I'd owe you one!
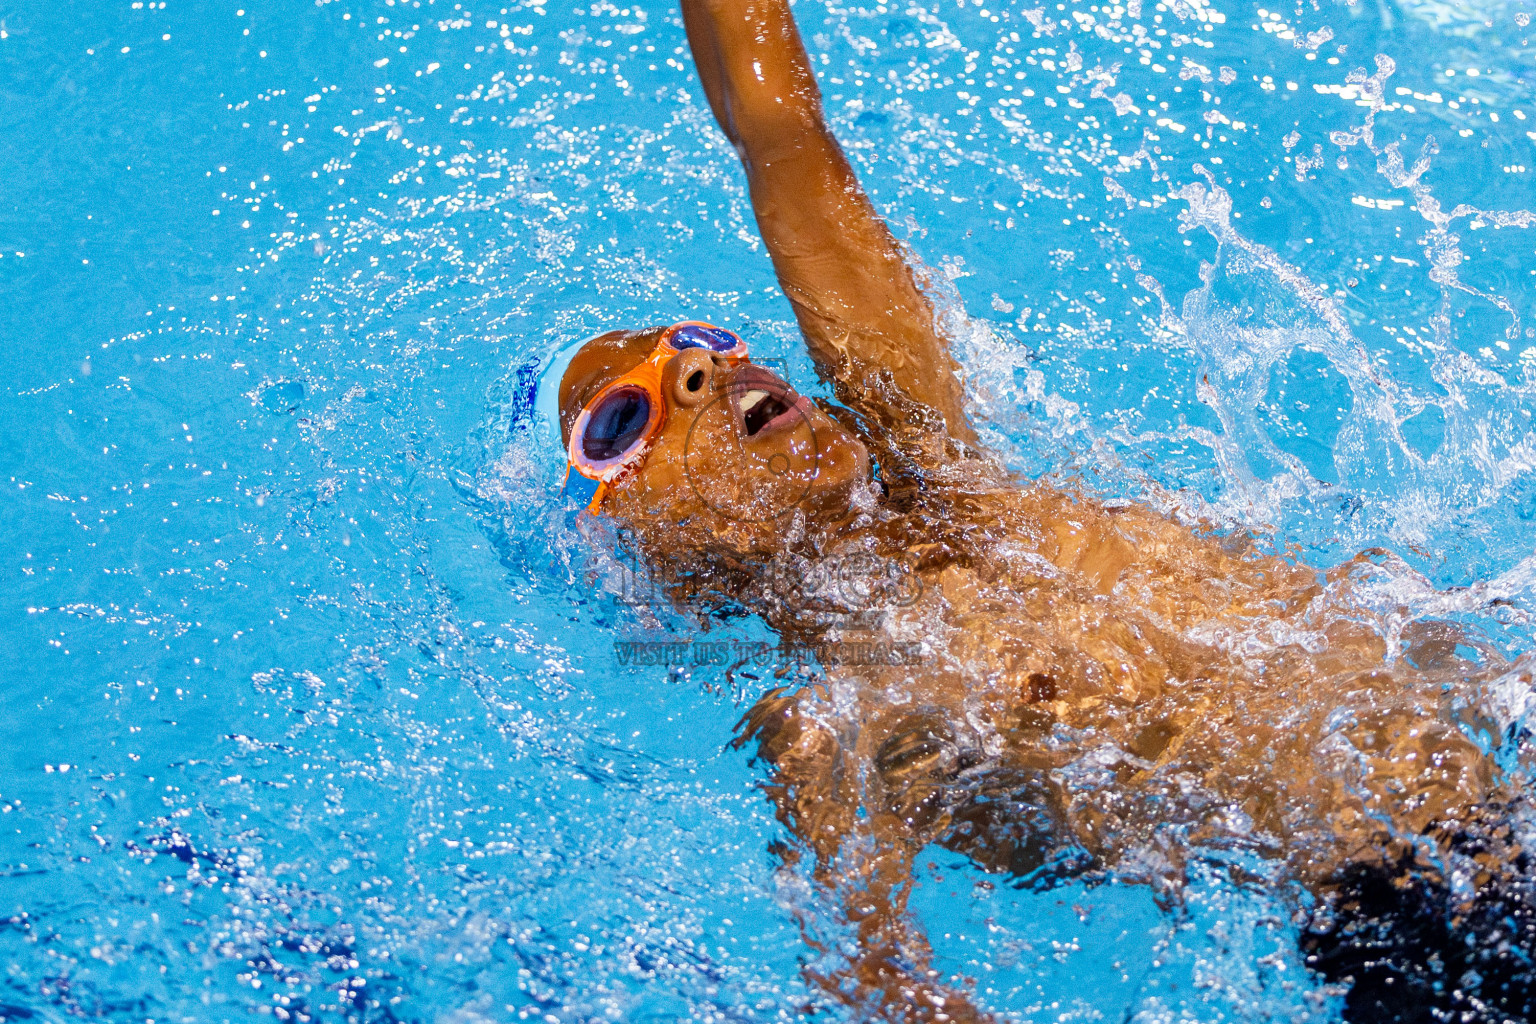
[3,0,1536,1019]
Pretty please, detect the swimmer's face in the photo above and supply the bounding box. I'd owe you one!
[559,328,872,538]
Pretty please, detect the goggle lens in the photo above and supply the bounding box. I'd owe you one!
[670,323,743,353]
[580,386,652,462]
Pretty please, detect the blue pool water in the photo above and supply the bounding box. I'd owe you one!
[3,0,1535,1020]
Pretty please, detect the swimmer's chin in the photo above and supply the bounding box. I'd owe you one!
[795,437,877,526]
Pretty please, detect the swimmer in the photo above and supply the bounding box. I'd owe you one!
[556,2,1536,1020]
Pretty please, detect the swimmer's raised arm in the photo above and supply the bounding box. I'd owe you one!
[681,0,974,441]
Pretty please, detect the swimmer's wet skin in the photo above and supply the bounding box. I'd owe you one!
[557,2,1536,1020]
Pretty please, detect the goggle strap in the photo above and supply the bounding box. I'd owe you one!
[561,465,604,510]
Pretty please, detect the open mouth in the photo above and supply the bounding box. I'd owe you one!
[738,388,793,437]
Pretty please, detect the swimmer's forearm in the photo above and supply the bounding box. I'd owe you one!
[681,0,828,159]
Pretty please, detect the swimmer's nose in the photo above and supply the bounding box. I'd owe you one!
[667,346,718,408]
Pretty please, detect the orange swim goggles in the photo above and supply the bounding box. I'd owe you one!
[564,321,749,512]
